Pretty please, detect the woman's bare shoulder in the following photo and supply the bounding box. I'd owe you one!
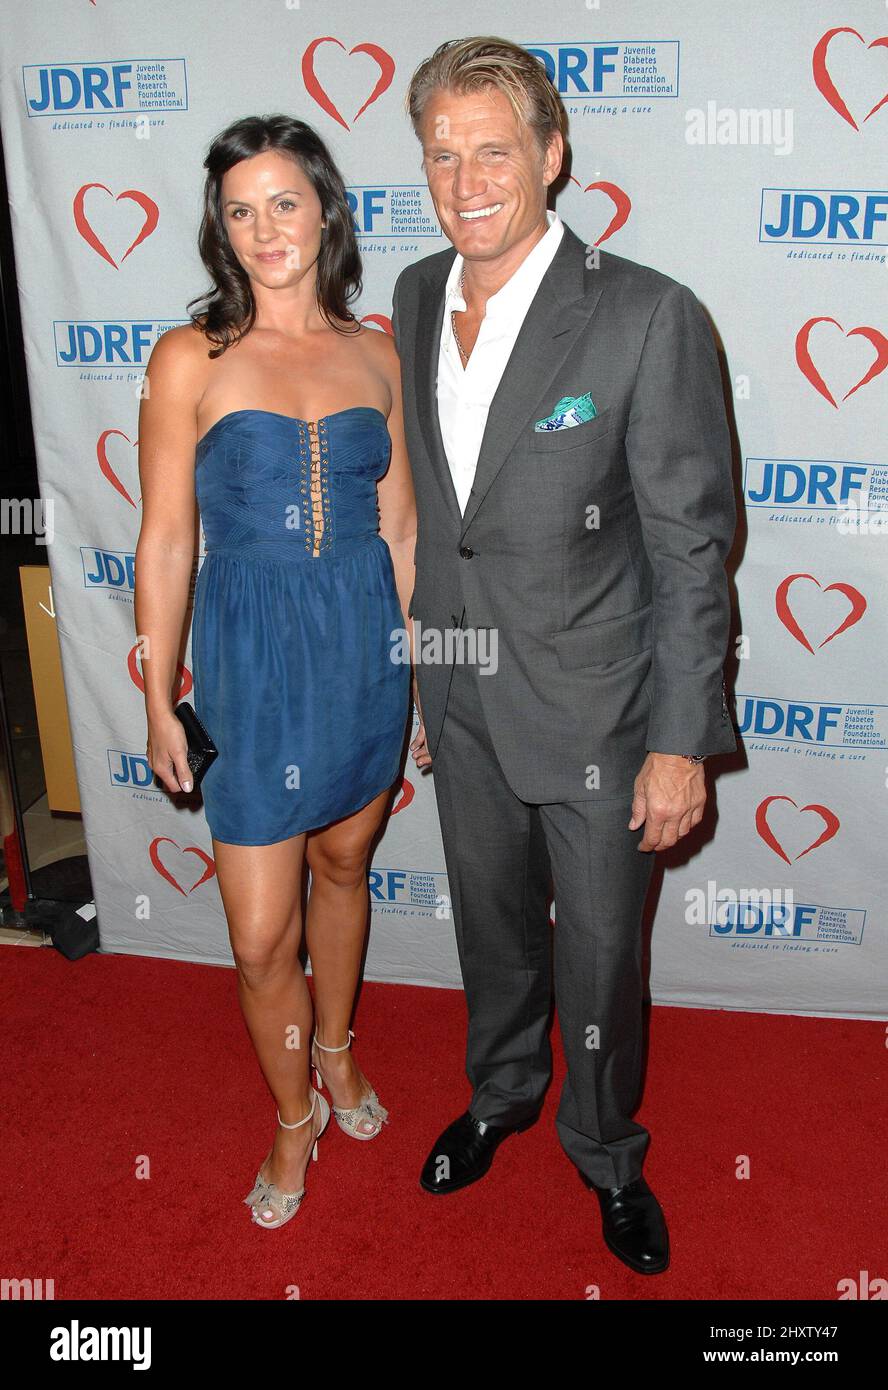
[356,319,398,367]
[150,320,213,367]
[144,322,214,409]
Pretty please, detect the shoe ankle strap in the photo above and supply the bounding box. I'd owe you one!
[312,1028,355,1054]
[277,1089,317,1130]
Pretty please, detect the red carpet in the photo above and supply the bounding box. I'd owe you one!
[1,948,884,1300]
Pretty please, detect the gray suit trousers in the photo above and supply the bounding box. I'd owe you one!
[431,653,657,1188]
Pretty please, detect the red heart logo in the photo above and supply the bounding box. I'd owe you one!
[149,837,216,894]
[97,428,141,508]
[795,317,888,406]
[129,642,191,699]
[391,777,415,814]
[73,183,159,268]
[755,796,840,865]
[813,26,888,130]
[570,177,631,245]
[302,37,395,130]
[775,573,867,652]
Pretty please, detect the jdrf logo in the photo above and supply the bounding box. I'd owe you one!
[744,458,869,508]
[738,698,842,742]
[23,60,187,116]
[368,868,449,910]
[346,185,440,237]
[760,190,888,245]
[736,697,887,751]
[526,42,679,98]
[108,750,155,788]
[82,547,135,592]
[711,902,801,936]
[710,902,865,946]
[55,321,185,366]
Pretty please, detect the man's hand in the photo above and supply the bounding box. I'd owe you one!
[629,752,706,851]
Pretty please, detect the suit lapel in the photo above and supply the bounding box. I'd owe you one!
[412,221,606,540]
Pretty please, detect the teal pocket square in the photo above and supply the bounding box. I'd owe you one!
[534,392,598,432]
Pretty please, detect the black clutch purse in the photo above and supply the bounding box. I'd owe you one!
[172,701,218,788]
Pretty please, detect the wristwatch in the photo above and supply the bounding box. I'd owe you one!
[683,753,706,764]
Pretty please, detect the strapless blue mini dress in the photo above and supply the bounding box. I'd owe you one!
[191,406,410,844]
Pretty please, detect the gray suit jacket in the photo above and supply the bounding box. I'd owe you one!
[391,219,737,802]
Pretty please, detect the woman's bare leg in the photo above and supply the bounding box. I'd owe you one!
[304,787,391,1132]
[213,832,321,1223]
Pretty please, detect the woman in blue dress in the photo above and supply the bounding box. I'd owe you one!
[134,115,430,1228]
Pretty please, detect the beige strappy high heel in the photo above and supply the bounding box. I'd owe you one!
[243,1087,331,1228]
[311,1028,389,1140]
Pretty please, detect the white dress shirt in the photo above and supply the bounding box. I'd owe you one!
[437,208,564,514]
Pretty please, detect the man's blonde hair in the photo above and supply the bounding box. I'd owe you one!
[404,36,567,160]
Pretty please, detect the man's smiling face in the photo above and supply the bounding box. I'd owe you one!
[418,83,562,267]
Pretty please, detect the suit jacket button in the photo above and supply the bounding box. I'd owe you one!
[459,546,473,558]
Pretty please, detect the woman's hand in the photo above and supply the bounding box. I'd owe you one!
[147,708,194,794]
[410,675,432,769]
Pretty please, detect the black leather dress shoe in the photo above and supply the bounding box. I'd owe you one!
[419,1111,525,1194]
[587,1174,670,1274]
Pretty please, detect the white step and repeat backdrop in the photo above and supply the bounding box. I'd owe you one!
[2,2,886,1016]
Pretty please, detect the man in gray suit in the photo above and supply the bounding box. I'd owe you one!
[392,37,737,1275]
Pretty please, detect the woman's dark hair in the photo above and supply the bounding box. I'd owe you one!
[187,113,362,356]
